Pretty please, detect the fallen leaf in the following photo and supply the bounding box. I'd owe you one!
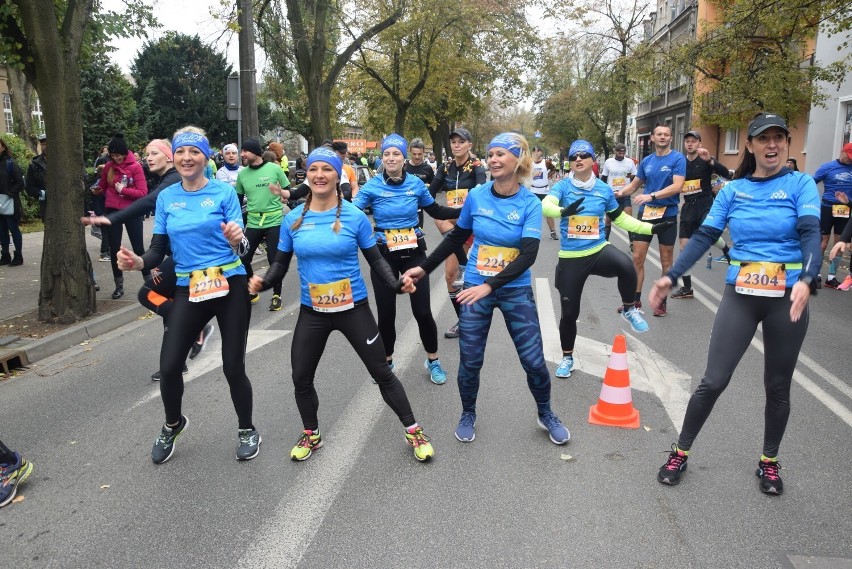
[100,484,110,490]
[12,495,24,504]
[560,453,573,461]
[79,341,90,346]
[643,425,652,432]
[70,441,77,445]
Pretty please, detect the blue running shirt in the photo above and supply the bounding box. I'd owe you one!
[636,151,686,219]
[548,178,619,254]
[812,160,852,204]
[703,170,820,286]
[279,200,376,307]
[458,182,542,288]
[154,179,246,286]
[353,172,435,229]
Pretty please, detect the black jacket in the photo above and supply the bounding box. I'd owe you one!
[0,155,25,220]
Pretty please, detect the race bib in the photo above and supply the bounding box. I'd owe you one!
[309,278,354,312]
[384,228,418,252]
[832,204,850,218]
[476,245,519,276]
[567,215,600,239]
[610,177,626,190]
[189,266,230,302]
[682,179,701,196]
[447,189,468,208]
[735,262,786,297]
[642,205,666,220]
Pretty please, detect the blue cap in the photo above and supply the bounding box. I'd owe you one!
[488,133,523,157]
[381,133,408,158]
[306,147,342,178]
[568,140,595,160]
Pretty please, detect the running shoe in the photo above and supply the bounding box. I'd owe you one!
[452,267,466,288]
[236,428,262,461]
[445,321,460,339]
[555,355,574,378]
[189,323,215,359]
[91,226,102,239]
[824,277,841,289]
[815,275,822,289]
[455,412,476,442]
[250,293,260,304]
[424,359,447,385]
[653,300,667,317]
[98,253,110,262]
[151,363,188,382]
[404,425,435,462]
[0,453,34,508]
[537,412,570,445]
[151,415,188,464]
[269,294,283,311]
[838,275,852,291]
[756,458,783,495]
[658,444,688,485]
[670,287,693,299]
[622,306,649,333]
[290,429,322,461]
[550,230,558,240]
[616,301,641,314]
[712,254,731,264]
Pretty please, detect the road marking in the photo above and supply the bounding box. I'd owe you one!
[610,229,852,428]
[238,277,449,568]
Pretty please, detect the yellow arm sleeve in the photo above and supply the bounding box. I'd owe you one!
[611,211,653,235]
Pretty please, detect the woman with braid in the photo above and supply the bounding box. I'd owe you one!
[249,147,436,463]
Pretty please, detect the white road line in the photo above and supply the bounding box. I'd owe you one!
[610,229,852,427]
[238,278,450,569]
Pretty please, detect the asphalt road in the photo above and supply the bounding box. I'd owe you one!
[2,217,851,569]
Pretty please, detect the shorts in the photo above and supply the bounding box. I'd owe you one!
[615,194,632,209]
[679,195,713,239]
[820,203,850,236]
[531,191,549,202]
[632,216,677,246]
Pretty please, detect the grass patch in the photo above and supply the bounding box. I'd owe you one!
[20,220,44,234]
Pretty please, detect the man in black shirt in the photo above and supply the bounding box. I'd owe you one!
[404,138,435,230]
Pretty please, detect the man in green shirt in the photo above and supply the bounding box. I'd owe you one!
[237,138,291,310]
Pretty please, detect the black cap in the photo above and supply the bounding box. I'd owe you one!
[684,130,701,141]
[108,133,128,156]
[748,113,789,137]
[449,127,472,142]
[614,142,627,151]
[241,138,263,157]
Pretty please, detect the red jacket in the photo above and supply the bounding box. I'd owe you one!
[97,151,148,210]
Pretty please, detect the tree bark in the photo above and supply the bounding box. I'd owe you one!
[5,65,37,153]
[238,0,259,140]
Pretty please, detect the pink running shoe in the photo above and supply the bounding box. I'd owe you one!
[838,275,852,291]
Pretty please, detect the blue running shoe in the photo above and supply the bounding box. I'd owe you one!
[0,453,34,508]
[621,306,649,333]
[537,412,570,445]
[555,355,574,378]
[424,359,447,385]
[455,412,476,442]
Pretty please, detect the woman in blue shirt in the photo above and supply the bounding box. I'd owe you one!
[117,126,259,465]
[249,147,435,463]
[650,113,821,495]
[404,133,570,446]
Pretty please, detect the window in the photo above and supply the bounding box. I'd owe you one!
[31,97,44,134]
[2,94,12,133]
[843,102,852,145]
[724,129,740,154]
[675,114,686,147]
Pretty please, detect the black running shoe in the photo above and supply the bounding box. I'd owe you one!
[815,275,822,289]
[151,363,188,382]
[756,459,783,495]
[658,445,688,485]
[189,323,215,359]
[151,416,188,464]
[824,277,841,289]
[670,287,694,299]
[236,429,262,461]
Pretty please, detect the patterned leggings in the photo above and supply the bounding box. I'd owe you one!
[458,285,552,415]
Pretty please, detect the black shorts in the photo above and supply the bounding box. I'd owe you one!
[633,215,678,246]
[820,203,850,236]
[679,195,713,239]
[532,191,549,202]
[615,194,632,209]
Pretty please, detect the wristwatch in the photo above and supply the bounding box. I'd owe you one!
[651,192,656,200]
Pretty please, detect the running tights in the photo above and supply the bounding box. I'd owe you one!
[240,225,282,296]
[677,285,809,457]
[138,256,177,320]
[105,208,148,281]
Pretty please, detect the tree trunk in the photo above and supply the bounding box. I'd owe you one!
[309,84,332,147]
[5,65,36,153]
[238,0,259,140]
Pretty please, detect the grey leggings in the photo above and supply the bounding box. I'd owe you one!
[677,285,809,457]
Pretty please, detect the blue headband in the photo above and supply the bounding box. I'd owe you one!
[568,140,595,161]
[306,147,342,177]
[488,133,523,157]
[381,133,408,158]
[172,132,211,158]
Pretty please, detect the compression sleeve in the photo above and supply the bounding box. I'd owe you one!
[712,161,731,178]
[610,211,652,235]
[105,190,159,226]
[420,226,474,274]
[362,244,403,292]
[422,202,461,220]
[288,183,310,201]
[665,225,723,284]
[541,195,562,218]
[141,234,169,271]
[797,215,822,283]
[483,237,539,291]
[259,250,294,291]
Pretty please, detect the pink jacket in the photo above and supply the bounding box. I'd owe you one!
[97,151,148,210]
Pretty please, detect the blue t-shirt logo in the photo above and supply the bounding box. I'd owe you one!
[507,210,520,222]
[201,198,215,208]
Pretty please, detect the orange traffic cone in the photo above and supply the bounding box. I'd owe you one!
[588,334,640,429]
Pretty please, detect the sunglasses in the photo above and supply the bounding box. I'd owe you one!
[569,152,592,161]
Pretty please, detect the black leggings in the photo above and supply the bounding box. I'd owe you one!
[105,208,149,280]
[138,256,177,320]
[677,285,809,457]
[240,225,282,295]
[370,244,438,356]
[290,302,416,430]
[159,275,254,429]
[555,245,636,352]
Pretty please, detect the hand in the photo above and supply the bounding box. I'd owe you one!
[81,215,111,227]
[649,276,673,309]
[90,186,103,195]
[114,182,124,194]
[116,245,142,271]
[269,182,288,198]
[697,148,711,160]
[221,221,244,247]
[789,280,810,322]
[837,192,849,205]
[398,275,417,294]
[829,241,848,260]
[456,283,492,305]
[402,266,427,284]
[651,220,676,234]
[633,193,652,206]
[559,197,585,218]
[248,275,265,294]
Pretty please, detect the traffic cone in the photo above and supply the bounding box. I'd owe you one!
[588,334,640,429]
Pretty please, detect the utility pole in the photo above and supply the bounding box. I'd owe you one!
[238,0,259,141]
